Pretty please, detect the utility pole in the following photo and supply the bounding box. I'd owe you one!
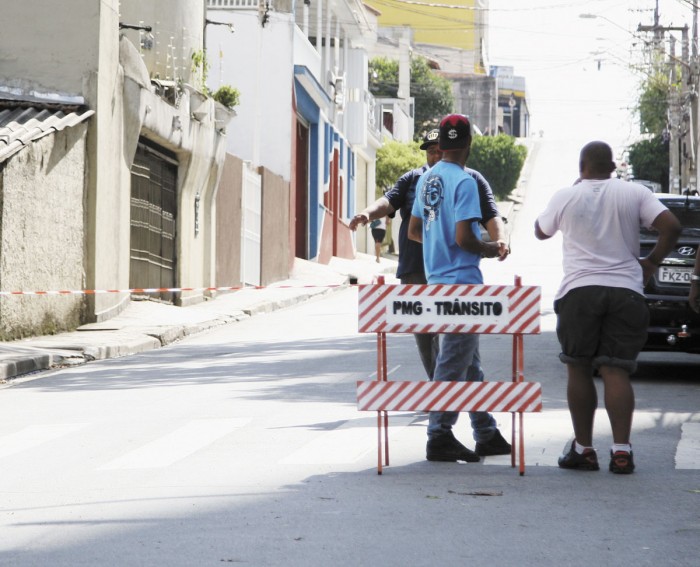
[638,2,694,194]
[691,1,699,194]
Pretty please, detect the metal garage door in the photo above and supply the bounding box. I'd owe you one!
[130,141,178,302]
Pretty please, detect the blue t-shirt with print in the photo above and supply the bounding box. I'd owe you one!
[410,161,483,284]
[386,164,500,279]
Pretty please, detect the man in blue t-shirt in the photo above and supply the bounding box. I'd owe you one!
[408,114,511,463]
[349,129,509,380]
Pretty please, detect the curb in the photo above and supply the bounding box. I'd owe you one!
[0,280,351,385]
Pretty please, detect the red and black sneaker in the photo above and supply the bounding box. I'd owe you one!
[609,450,635,474]
[558,440,600,471]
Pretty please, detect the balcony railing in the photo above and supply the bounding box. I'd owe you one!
[206,0,259,8]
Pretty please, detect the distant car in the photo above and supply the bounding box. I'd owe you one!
[634,179,662,193]
[641,194,700,352]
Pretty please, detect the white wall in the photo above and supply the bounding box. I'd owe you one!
[207,10,295,181]
[119,0,205,85]
[0,0,102,97]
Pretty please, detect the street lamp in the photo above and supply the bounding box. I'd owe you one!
[508,93,516,136]
[578,13,634,35]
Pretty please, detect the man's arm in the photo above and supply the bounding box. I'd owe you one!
[348,196,395,230]
[467,168,510,261]
[455,220,500,257]
[534,220,552,240]
[638,210,682,284]
[408,215,423,243]
[690,248,700,314]
[484,216,509,261]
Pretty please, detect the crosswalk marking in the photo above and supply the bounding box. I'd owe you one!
[2,414,698,470]
[279,415,416,465]
[0,423,86,458]
[98,418,250,470]
[675,422,700,469]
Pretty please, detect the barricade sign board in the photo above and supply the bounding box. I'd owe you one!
[356,278,542,476]
[358,283,541,335]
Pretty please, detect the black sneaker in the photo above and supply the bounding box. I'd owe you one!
[558,440,599,471]
[426,430,480,463]
[475,429,512,456]
[609,450,635,474]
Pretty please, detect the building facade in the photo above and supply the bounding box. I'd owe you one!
[0,0,229,338]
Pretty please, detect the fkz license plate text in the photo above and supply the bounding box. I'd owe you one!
[659,267,693,283]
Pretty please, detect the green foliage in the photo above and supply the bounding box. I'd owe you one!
[468,135,528,200]
[369,56,454,142]
[375,139,424,198]
[191,50,210,93]
[627,134,669,192]
[369,57,399,98]
[213,85,240,109]
[637,73,671,135]
[410,57,454,138]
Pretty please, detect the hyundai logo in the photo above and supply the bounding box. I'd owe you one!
[678,246,696,256]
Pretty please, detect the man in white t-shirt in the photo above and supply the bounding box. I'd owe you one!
[535,141,681,474]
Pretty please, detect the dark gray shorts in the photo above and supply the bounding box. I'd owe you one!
[553,285,649,373]
[371,228,386,244]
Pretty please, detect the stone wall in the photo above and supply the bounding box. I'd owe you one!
[0,126,88,340]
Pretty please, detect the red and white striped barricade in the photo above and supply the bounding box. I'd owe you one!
[356,276,542,475]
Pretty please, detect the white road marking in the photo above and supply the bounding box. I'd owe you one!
[0,424,86,458]
[675,422,700,469]
[482,411,571,467]
[98,418,250,470]
[279,415,416,465]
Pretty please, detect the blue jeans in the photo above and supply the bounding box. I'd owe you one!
[427,333,498,443]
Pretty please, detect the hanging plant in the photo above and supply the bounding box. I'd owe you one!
[212,85,240,110]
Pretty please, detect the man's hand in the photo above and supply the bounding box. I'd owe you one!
[348,213,369,231]
[690,282,700,314]
[480,240,505,259]
[638,257,658,286]
[484,217,509,261]
[495,239,509,261]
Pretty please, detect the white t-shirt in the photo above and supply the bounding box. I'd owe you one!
[536,178,668,298]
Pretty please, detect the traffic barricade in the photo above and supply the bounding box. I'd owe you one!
[356,276,542,475]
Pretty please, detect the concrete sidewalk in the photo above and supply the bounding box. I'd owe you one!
[0,253,399,383]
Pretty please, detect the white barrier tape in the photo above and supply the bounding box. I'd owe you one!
[0,284,346,297]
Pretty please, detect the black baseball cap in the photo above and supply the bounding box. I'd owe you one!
[419,129,439,150]
[438,114,471,150]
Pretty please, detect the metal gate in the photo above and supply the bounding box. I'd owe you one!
[130,141,178,302]
[241,162,261,286]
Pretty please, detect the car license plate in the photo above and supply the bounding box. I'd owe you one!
[658,266,693,283]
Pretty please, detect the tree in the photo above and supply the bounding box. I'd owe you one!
[628,73,670,191]
[468,135,527,200]
[637,73,671,135]
[375,139,424,198]
[369,56,454,142]
[369,57,399,98]
[627,134,669,192]
[410,57,453,138]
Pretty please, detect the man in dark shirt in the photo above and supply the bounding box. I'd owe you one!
[349,129,509,380]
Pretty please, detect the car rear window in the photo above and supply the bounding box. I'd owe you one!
[641,199,700,237]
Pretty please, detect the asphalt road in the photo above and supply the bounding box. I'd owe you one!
[1,137,699,566]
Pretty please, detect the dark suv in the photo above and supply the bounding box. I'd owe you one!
[641,194,700,352]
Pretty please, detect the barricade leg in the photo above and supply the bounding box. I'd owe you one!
[511,335,517,469]
[381,332,389,467]
[376,331,389,474]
